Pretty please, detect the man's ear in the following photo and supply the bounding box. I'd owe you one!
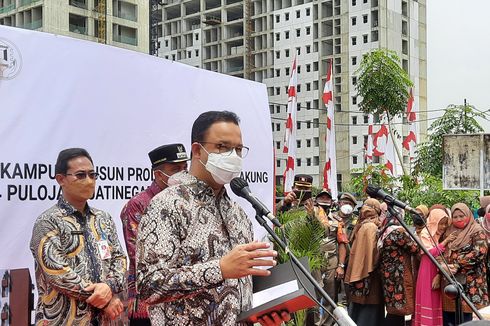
[191,142,202,159]
[55,174,65,187]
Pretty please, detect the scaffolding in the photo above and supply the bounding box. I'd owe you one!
[244,0,254,79]
[95,0,106,44]
[149,0,161,55]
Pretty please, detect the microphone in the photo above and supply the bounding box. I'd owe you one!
[230,177,282,228]
[366,184,420,216]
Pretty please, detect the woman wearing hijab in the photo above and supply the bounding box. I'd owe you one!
[441,203,488,325]
[378,208,419,326]
[344,198,384,326]
[413,205,456,326]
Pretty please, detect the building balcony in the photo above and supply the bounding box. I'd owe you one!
[115,11,137,22]
[20,19,42,30]
[69,24,87,35]
[0,3,15,14]
[69,0,87,10]
[113,34,138,46]
[19,0,42,7]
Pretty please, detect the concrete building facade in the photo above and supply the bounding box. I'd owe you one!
[156,0,427,189]
[0,0,149,53]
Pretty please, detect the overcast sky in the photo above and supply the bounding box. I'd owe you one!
[426,0,490,131]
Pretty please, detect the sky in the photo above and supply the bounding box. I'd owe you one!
[426,0,490,131]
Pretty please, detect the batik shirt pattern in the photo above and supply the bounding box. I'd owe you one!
[136,172,253,326]
[120,181,162,319]
[30,196,127,325]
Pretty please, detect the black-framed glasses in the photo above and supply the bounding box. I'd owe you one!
[65,171,99,180]
[199,142,250,158]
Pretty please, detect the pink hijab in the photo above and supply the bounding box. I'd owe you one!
[420,206,450,249]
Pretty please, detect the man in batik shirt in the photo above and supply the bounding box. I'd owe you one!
[30,148,127,325]
[120,143,188,325]
[137,111,290,326]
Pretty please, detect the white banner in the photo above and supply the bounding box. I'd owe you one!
[0,26,274,271]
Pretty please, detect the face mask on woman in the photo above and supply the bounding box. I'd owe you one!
[453,216,470,229]
[340,204,354,215]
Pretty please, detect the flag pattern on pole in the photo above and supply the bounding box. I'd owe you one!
[385,126,397,176]
[365,114,374,163]
[402,88,417,160]
[282,56,298,193]
[373,124,388,157]
[322,59,338,199]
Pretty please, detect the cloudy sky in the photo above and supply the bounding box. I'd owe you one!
[426,0,490,131]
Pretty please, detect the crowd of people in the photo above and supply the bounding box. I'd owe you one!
[278,176,490,326]
[27,109,490,326]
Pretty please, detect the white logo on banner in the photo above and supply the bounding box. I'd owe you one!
[0,38,22,80]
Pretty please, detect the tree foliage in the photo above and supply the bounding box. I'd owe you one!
[355,49,413,118]
[414,104,484,177]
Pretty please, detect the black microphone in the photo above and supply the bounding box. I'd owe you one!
[366,184,420,215]
[230,177,282,228]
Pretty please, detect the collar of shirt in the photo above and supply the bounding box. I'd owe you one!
[148,180,163,197]
[57,195,95,217]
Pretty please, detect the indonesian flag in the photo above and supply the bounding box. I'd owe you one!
[322,59,338,199]
[402,88,417,160]
[385,127,397,176]
[282,56,298,193]
[373,124,388,156]
[366,114,374,163]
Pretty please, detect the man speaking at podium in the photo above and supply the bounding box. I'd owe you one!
[136,111,290,325]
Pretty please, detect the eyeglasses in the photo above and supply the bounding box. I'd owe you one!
[65,171,99,180]
[199,142,250,158]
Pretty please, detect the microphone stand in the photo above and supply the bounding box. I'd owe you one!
[385,204,483,324]
[254,213,356,326]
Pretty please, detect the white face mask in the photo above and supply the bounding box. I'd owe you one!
[340,204,354,215]
[200,145,242,185]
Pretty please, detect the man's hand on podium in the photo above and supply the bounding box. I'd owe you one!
[220,242,277,279]
[258,310,291,326]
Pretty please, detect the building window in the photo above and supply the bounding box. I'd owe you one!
[285,31,290,39]
[306,139,311,147]
[306,8,311,16]
[352,156,358,165]
[276,160,281,167]
[313,156,319,166]
[188,51,192,58]
[297,65,301,73]
[306,101,311,110]
[296,158,301,167]
[306,83,311,91]
[352,76,357,85]
[351,17,357,26]
[306,26,311,35]
[307,158,312,166]
[306,64,311,72]
[285,12,289,21]
[275,33,280,41]
[364,135,368,145]
[352,0,356,5]
[276,15,280,23]
[313,118,319,127]
[307,121,311,128]
[297,122,301,130]
[363,14,368,23]
[364,115,369,123]
[275,87,280,95]
[296,47,301,55]
[276,105,281,113]
[297,140,301,148]
[314,137,319,147]
[313,81,319,90]
[352,96,357,105]
[363,34,368,43]
[276,123,281,131]
[276,141,281,149]
[296,29,301,37]
[306,45,311,53]
[285,49,290,57]
[351,56,357,65]
[275,69,280,77]
[351,37,357,45]
[276,51,280,59]
[195,49,199,56]
[352,116,358,125]
[297,84,301,92]
[296,10,300,18]
[297,103,301,111]
[352,136,358,144]
[313,61,318,71]
[285,67,290,75]
[195,33,199,41]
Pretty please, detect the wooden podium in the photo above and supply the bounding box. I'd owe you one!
[1,268,34,326]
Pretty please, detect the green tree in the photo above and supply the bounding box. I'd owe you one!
[414,103,484,177]
[355,49,413,175]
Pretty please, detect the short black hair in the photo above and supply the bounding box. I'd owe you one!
[191,111,240,143]
[55,148,93,174]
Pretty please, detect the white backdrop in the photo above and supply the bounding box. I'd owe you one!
[0,26,274,271]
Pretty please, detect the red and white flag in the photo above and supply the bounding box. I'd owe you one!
[365,114,374,163]
[282,56,298,193]
[373,124,388,157]
[322,60,338,199]
[402,88,417,160]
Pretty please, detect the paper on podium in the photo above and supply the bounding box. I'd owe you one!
[237,257,317,323]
